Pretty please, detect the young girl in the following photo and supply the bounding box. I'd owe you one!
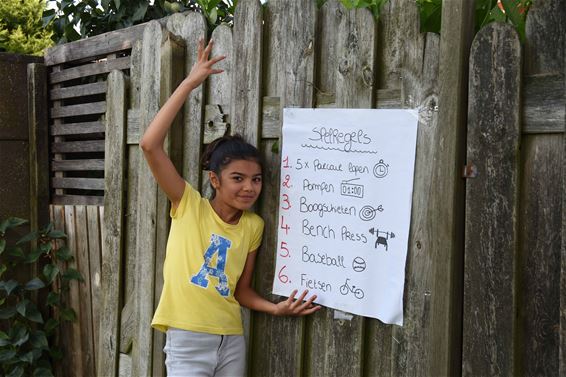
[140,38,320,376]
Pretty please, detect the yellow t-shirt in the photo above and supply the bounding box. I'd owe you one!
[151,181,264,335]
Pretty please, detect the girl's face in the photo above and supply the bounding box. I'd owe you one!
[210,159,262,211]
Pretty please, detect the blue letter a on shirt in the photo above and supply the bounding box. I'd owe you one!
[190,234,231,297]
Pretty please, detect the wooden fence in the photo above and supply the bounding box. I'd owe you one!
[30,0,564,376]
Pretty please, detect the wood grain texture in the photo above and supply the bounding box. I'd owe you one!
[561,59,566,377]
[152,32,185,377]
[44,23,147,66]
[230,0,262,145]
[463,22,521,377]
[304,4,375,377]
[49,56,130,84]
[132,20,166,377]
[51,140,105,153]
[523,74,565,134]
[50,101,106,118]
[426,0,474,375]
[51,177,104,190]
[51,121,105,136]
[63,206,84,377]
[86,205,102,367]
[98,70,126,377]
[27,63,50,233]
[519,1,566,375]
[180,12,207,187]
[52,195,104,206]
[51,159,105,171]
[251,1,316,376]
[50,81,107,100]
[74,205,95,376]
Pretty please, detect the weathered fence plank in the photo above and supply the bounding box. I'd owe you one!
[304,4,375,377]
[51,177,104,190]
[519,1,566,375]
[51,121,105,136]
[98,70,127,377]
[63,206,84,377]
[463,22,521,377]
[230,0,262,145]
[252,1,316,376]
[151,31,185,377]
[86,205,102,366]
[50,81,107,100]
[74,205,95,376]
[44,23,147,66]
[523,74,565,134]
[51,140,105,153]
[49,57,130,84]
[424,0,474,375]
[132,20,166,377]
[52,195,104,206]
[51,159,105,171]
[50,101,106,118]
[180,13,207,188]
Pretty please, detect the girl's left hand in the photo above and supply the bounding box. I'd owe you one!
[274,289,321,316]
[185,38,225,89]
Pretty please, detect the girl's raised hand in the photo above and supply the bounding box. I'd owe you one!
[185,38,226,89]
[274,289,321,316]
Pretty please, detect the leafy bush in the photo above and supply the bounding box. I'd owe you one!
[0,218,82,377]
[0,0,54,55]
[416,0,532,40]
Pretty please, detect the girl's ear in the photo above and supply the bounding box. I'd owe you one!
[209,171,219,189]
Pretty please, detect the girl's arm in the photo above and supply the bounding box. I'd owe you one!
[235,251,321,316]
[140,38,225,207]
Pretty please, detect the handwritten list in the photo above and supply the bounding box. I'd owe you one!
[272,108,418,325]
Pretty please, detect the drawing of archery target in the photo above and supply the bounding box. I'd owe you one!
[360,205,377,221]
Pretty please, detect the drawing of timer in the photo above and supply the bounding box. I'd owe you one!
[373,159,389,178]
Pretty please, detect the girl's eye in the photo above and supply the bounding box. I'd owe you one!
[253,177,262,183]
[233,177,243,182]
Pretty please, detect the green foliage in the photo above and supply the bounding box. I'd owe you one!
[44,0,238,43]
[0,218,82,377]
[416,0,532,40]
[0,0,54,55]
[317,0,390,18]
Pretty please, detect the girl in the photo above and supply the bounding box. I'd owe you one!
[140,38,321,377]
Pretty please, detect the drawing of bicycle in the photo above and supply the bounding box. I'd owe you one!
[339,278,364,299]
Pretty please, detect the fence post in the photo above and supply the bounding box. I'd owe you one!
[463,22,521,376]
[98,69,126,377]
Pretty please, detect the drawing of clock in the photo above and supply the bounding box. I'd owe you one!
[373,159,389,178]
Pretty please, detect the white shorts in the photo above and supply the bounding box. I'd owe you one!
[164,328,246,377]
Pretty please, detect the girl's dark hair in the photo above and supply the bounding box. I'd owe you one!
[201,134,263,195]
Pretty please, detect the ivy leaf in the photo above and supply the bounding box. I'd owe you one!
[1,280,20,295]
[0,306,17,319]
[7,365,24,377]
[44,318,59,336]
[49,347,63,360]
[55,246,73,262]
[60,308,76,322]
[19,351,35,364]
[47,230,66,240]
[16,231,39,245]
[16,298,30,317]
[29,331,48,350]
[33,367,54,377]
[43,264,59,284]
[0,264,7,278]
[47,292,60,307]
[0,349,17,362]
[24,278,45,290]
[62,268,83,282]
[39,242,53,254]
[6,247,25,259]
[0,330,10,346]
[0,218,28,233]
[0,239,6,254]
[10,324,29,347]
[132,2,149,22]
[25,248,44,264]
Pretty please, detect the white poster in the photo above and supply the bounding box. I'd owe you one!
[272,108,418,325]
